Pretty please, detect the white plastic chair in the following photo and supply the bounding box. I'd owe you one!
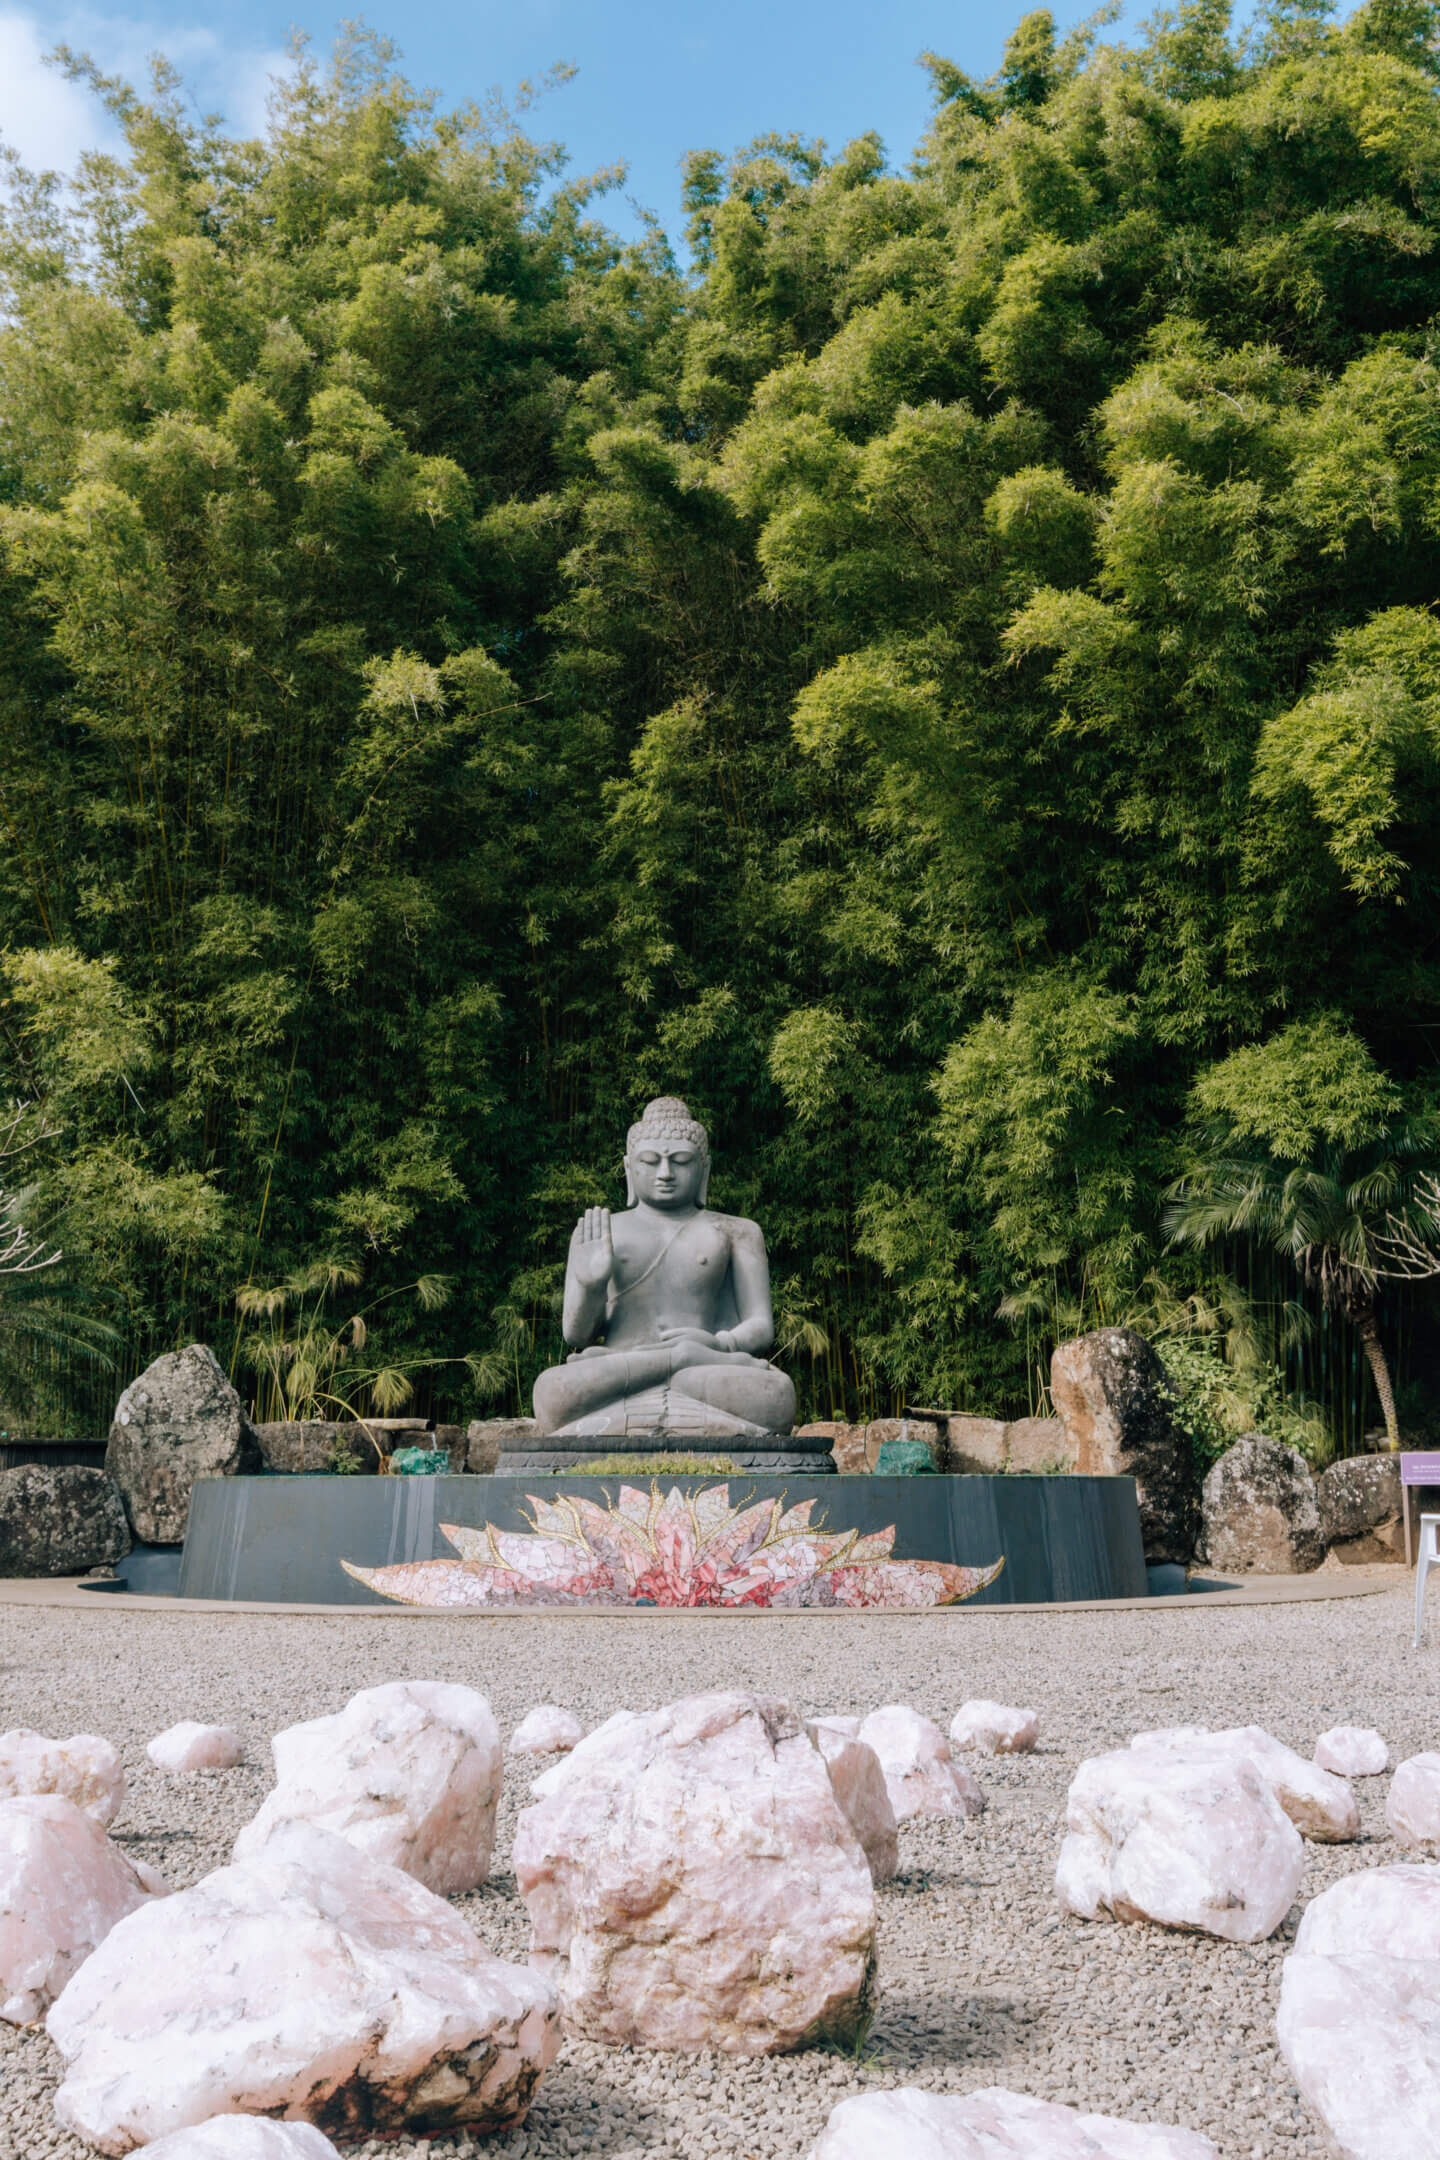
[1414,1515,1440,1649]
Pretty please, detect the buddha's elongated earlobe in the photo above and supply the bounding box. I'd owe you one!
[698,1160,710,1205]
[624,1156,636,1208]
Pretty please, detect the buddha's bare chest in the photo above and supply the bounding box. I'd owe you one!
[610,1217,732,1296]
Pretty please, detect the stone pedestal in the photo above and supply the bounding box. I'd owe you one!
[495,1431,835,1475]
[174,1470,1148,1605]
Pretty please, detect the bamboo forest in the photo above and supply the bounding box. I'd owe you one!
[4,0,1440,1458]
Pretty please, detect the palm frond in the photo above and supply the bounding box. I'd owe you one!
[0,1271,119,1421]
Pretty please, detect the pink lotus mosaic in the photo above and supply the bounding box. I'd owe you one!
[342,1482,1004,1611]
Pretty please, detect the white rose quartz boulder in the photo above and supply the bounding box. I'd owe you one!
[0,1729,124,1825]
[1314,1726,1389,1778]
[143,2124,342,2160]
[47,1823,558,2153]
[1277,1863,1440,2160]
[1386,1752,1440,1850]
[147,1723,244,1773]
[1056,1744,1303,1942]
[513,1690,877,2054]
[509,1706,582,1758]
[1129,1725,1359,1842]
[0,1795,166,2024]
[857,1705,985,1822]
[233,1680,501,1894]
[949,1701,1040,1756]
[809,2086,1219,2158]
[807,1720,898,1885]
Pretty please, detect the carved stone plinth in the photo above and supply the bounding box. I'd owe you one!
[495,1429,835,1475]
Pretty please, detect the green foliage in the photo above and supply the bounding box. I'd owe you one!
[4,11,1440,1439]
[1188,1016,1406,1158]
[935,978,1143,1280]
[1157,1335,1332,1468]
[1001,13,1061,110]
[327,1432,369,1476]
[236,1260,472,1426]
[1165,1036,1440,1443]
[0,1268,118,1430]
[569,1454,738,1474]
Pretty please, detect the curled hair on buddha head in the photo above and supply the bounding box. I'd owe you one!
[624,1096,710,1205]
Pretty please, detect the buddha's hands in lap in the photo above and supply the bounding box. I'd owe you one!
[657,1323,727,1356]
[570,1207,614,1290]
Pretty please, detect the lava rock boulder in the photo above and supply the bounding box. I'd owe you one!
[105,1345,261,1545]
[0,1464,129,1577]
[1200,1435,1325,1574]
[1316,1454,1404,1564]
[1051,1328,1197,1564]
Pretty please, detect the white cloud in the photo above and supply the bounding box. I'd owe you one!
[0,7,293,176]
[0,11,119,171]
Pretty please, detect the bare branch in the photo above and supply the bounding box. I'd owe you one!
[1370,1175,1440,1282]
[0,1218,63,1275]
[1372,1232,1440,1280]
[0,1101,59,1167]
[0,1184,62,1277]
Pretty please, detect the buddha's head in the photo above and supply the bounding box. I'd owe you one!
[625,1096,710,1210]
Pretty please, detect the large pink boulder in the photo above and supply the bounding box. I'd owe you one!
[233,1681,501,1893]
[47,1823,557,2153]
[857,1706,985,1822]
[142,2123,341,2159]
[0,1729,124,1825]
[1386,1752,1440,1850]
[513,1692,876,2054]
[1130,1725,1358,1841]
[809,2085,1219,2157]
[147,1723,244,1773]
[1290,1861,1440,1959]
[0,1795,165,2023]
[1057,1746,1303,1942]
[1277,1864,1440,2160]
[807,1721,898,1884]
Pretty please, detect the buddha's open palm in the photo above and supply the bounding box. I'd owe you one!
[570,1207,614,1289]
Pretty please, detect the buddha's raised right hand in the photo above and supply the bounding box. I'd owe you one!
[569,1206,614,1290]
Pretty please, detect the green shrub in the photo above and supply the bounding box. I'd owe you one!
[1157,1338,1332,1471]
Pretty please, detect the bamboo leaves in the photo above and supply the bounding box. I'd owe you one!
[6,7,1440,1447]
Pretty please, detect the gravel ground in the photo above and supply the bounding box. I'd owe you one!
[0,1579,1429,2159]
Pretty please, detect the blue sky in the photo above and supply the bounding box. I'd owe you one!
[1,0,1151,245]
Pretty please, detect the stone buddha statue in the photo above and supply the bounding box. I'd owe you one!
[532,1098,797,1439]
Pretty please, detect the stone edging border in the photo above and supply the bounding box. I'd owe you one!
[0,1566,1405,1619]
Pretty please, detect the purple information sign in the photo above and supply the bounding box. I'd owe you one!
[1399,1455,1440,1566]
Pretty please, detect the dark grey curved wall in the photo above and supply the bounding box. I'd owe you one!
[177,1472,1148,1605]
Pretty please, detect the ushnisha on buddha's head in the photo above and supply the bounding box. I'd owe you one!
[624,1096,711,1211]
